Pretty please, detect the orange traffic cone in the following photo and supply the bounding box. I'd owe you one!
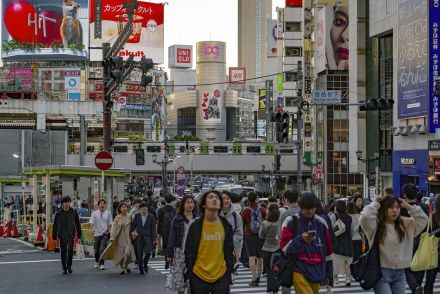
[3,221,11,238]
[34,224,43,246]
[12,221,19,238]
[45,226,55,251]
[0,221,3,237]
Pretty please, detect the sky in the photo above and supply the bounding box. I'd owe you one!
[150,0,285,69]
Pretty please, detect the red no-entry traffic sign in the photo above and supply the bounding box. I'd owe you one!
[95,151,114,171]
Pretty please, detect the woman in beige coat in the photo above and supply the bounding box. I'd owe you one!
[101,202,136,274]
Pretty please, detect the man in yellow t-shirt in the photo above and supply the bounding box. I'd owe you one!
[184,190,234,294]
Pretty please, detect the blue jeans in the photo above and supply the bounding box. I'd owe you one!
[373,268,407,294]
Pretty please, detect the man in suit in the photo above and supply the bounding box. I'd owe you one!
[131,201,157,274]
[52,196,81,274]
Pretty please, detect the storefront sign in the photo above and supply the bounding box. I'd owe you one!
[64,70,81,101]
[435,158,440,174]
[429,140,440,150]
[401,158,416,166]
[429,0,440,132]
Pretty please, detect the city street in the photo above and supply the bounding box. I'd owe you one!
[0,238,166,294]
[2,238,440,293]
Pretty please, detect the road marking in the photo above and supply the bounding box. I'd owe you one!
[0,250,41,254]
[0,258,93,265]
[6,237,43,249]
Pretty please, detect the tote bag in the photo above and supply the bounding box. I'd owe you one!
[411,215,439,271]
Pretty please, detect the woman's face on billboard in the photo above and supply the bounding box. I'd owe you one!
[330,7,349,70]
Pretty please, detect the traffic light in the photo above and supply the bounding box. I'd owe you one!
[135,148,145,165]
[103,100,114,111]
[275,154,281,171]
[276,112,289,143]
[141,74,153,87]
[140,57,154,73]
[359,98,394,111]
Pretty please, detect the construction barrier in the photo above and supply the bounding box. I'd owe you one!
[3,221,11,238]
[45,224,58,252]
[0,221,3,237]
[34,224,44,246]
[12,221,20,238]
[18,214,44,226]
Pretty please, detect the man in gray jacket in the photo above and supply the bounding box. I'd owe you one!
[277,190,300,294]
[220,191,243,276]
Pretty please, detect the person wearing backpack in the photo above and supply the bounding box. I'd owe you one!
[241,191,267,286]
[279,192,333,294]
[157,194,176,268]
[330,199,353,287]
[220,191,243,281]
[259,203,281,294]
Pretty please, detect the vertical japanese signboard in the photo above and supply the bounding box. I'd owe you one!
[429,0,440,132]
[398,0,429,119]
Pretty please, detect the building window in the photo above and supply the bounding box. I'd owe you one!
[285,22,301,32]
[285,47,302,57]
[177,108,196,136]
[285,71,297,82]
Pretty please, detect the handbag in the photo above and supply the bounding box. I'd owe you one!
[411,215,439,271]
[350,228,382,290]
[75,240,85,259]
[333,214,346,237]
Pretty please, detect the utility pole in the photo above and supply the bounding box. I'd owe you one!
[102,0,138,152]
[296,61,303,192]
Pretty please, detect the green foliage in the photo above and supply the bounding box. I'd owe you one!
[172,135,202,142]
[2,40,84,52]
[115,132,148,142]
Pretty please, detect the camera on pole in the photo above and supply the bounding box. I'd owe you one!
[359,98,394,111]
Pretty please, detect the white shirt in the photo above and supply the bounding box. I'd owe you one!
[89,210,113,237]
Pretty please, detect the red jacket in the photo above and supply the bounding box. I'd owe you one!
[241,202,266,236]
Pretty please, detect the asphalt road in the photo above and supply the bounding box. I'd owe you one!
[0,238,167,294]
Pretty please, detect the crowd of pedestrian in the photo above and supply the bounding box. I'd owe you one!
[48,182,440,294]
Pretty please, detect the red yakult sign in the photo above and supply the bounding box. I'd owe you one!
[169,45,192,68]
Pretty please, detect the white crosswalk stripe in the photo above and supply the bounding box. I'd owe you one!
[148,260,440,293]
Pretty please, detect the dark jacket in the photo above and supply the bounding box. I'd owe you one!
[184,216,234,280]
[131,213,157,249]
[333,212,353,257]
[157,204,176,236]
[52,208,81,241]
[166,213,198,258]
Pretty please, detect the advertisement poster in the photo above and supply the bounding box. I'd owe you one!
[201,89,222,121]
[150,70,166,141]
[429,0,440,132]
[257,120,266,137]
[398,0,429,119]
[64,69,81,101]
[229,67,246,84]
[90,0,164,63]
[0,68,33,91]
[314,6,349,73]
[259,89,266,110]
[2,0,88,60]
[168,45,192,68]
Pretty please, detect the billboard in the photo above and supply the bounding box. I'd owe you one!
[150,70,166,141]
[90,0,164,63]
[267,19,282,57]
[0,68,33,91]
[398,0,429,119]
[286,0,302,7]
[168,45,192,68]
[229,67,246,84]
[259,89,266,110]
[313,6,349,73]
[64,69,81,101]
[2,0,88,61]
[429,0,440,132]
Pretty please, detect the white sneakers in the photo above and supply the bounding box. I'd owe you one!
[99,264,105,270]
[94,263,99,269]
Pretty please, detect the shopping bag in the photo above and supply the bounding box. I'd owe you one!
[411,215,439,271]
[76,240,85,259]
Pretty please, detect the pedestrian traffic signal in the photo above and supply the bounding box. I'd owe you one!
[141,74,153,87]
[276,112,289,143]
[359,98,394,111]
[135,148,145,165]
[275,154,281,171]
[103,100,113,111]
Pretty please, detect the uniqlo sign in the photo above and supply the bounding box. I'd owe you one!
[169,45,193,68]
[177,48,191,64]
[286,0,302,7]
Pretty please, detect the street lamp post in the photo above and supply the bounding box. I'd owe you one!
[152,153,172,194]
[356,150,379,200]
[13,152,26,224]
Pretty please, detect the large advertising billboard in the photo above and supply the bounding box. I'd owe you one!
[2,0,88,61]
[429,0,440,132]
[397,0,429,119]
[314,6,349,73]
[168,45,192,69]
[90,0,164,63]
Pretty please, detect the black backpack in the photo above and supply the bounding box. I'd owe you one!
[161,207,176,239]
[270,215,298,288]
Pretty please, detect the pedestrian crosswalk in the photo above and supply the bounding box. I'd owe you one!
[148,259,440,293]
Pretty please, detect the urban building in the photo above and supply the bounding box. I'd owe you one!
[238,0,272,85]
[167,42,258,141]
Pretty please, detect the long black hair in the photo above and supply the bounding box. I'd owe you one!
[377,196,405,244]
